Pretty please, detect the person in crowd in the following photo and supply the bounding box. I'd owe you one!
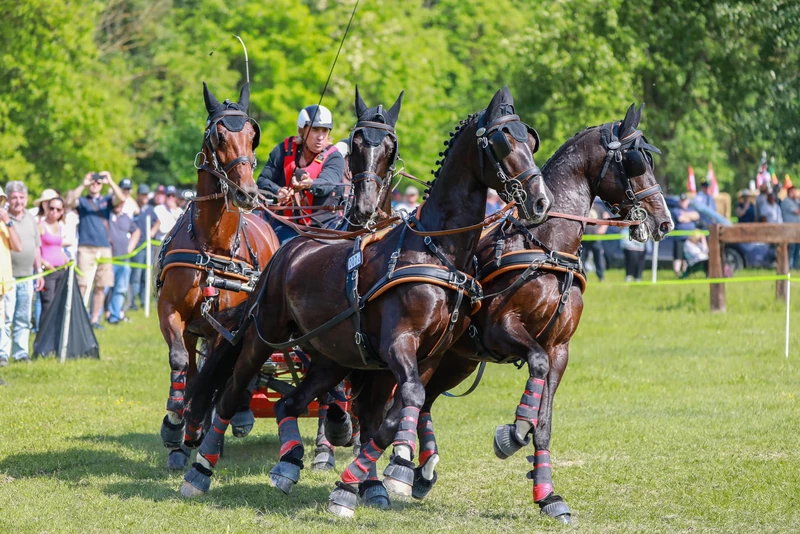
[1,181,43,364]
[179,189,194,210]
[66,171,125,330]
[735,190,756,222]
[106,200,140,324]
[755,183,771,221]
[694,181,716,211]
[681,231,709,278]
[152,184,167,207]
[670,193,700,276]
[391,190,402,210]
[759,192,783,223]
[485,188,504,216]
[0,187,22,367]
[621,227,646,282]
[781,186,800,269]
[582,199,608,282]
[394,186,421,214]
[31,188,60,332]
[256,104,345,243]
[128,184,160,311]
[118,178,139,218]
[38,195,71,317]
[154,185,183,239]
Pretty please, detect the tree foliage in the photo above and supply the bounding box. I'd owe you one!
[1,0,798,195]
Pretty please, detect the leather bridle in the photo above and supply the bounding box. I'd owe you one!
[475,113,542,220]
[594,122,663,223]
[193,109,261,204]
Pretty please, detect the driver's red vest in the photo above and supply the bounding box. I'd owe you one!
[282,137,338,225]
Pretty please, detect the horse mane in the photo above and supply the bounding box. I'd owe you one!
[541,125,601,171]
[426,112,481,196]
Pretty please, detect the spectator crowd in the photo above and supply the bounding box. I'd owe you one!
[0,173,194,366]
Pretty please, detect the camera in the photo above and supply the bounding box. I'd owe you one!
[92,172,104,182]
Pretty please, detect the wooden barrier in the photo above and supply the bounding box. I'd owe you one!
[708,223,800,312]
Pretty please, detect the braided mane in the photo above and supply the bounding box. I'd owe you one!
[424,112,481,197]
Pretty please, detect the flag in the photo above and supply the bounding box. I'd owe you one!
[706,162,719,196]
[687,166,696,193]
[785,174,793,190]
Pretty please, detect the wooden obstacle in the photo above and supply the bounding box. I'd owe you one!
[708,223,800,312]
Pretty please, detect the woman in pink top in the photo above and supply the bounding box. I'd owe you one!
[39,196,71,315]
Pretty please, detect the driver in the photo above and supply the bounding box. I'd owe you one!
[256,105,345,243]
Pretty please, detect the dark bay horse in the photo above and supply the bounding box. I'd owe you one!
[179,88,552,519]
[157,82,279,469]
[180,87,406,472]
[353,104,674,523]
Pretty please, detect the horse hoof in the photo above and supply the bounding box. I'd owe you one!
[311,447,335,471]
[180,467,210,497]
[230,409,255,438]
[360,480,391,509]
[541,500,572,524]
[328,483,358,518]
[324,412,352,447]
[160,415,185,449]
[167,446,190,471]
[269,461,301,495]
[493,424,529,460]
[412,468,437,500]
[383,458,415,497]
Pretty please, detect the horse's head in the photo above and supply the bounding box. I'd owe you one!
[591,104,674,242]
[201,82,261,211]
[474,86,551,224]
[347,86,403,226]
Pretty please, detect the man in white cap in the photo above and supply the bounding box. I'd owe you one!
[256,104,345,242]
[0,186,23,367]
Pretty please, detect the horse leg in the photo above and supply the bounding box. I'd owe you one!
[328,335,424,517]
[159,309,191,467]
[411,350,479,500]
[528,343,571,524]
[180,336,264,497]
[311,391,336,471]
[230,376,257,438]
[489,320,549,460]
[270,357,350,495]
[324,380,353,446]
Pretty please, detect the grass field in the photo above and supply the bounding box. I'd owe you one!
[0,269,798,533]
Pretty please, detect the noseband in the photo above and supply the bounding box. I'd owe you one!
[193,109,261,202]
[475,113,542,219]
[594,122,663,222]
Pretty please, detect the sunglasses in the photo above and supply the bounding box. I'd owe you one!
[49,206,64,212]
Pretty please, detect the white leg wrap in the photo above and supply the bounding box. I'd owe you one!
[395,444,412,462]
[421,453,439,480]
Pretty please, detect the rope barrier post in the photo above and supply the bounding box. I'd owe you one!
[145,214,152,319]
[82,258,98,311]
[59,263,75,364]
[776,243,789,301]
[650,240,659,284]
[786,272,791,359]
[708,224,725,312]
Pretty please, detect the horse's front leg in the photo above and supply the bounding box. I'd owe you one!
[528,342,571,524]
[328,332,424,518]
[158,307,192,468]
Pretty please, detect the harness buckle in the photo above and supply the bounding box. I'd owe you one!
[354,332,363,345]
[387,251,399,278]
[423,236,432,246]
[193,152,207,169]
[195,254,210,267]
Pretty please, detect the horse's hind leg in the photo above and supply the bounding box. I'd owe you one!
[528,343,571,524]
[270,357,350,495]
[311,391,337,471]
[230,377,257,438]
[313,380,353,470]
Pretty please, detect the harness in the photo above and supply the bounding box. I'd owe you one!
[281,137,339,224]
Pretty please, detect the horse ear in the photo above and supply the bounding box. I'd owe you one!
[203,82,221,115]
[355,85,368,119]
[238,82,250,113]
[486,86,515,121]
[387,90,404,126]
[620,103,637,137]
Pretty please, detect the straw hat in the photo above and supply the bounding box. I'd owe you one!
[34,188,59,207]
[0,186,6,201]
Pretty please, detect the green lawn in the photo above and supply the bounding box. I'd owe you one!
[1,269,799,533]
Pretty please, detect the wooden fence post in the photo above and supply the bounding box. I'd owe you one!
[776,243,789,300]
[708,224,726,312]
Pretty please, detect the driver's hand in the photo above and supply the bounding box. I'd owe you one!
[295,174,313,191]
[277,187,292,203]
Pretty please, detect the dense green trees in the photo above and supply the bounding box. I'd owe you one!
[1,0,797,195]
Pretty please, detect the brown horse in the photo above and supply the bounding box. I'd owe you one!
[180,87,406,472]
[179,87,552,518]
[352,104,674,523]
[157,82,279,470]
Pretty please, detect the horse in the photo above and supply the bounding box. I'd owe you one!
[179,87,552,520]
[180,87,406,472]
[156,82,279,470]
[351,104,675,523]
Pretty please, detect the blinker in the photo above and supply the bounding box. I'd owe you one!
[623,149,647,177]
[489,130,513,160]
